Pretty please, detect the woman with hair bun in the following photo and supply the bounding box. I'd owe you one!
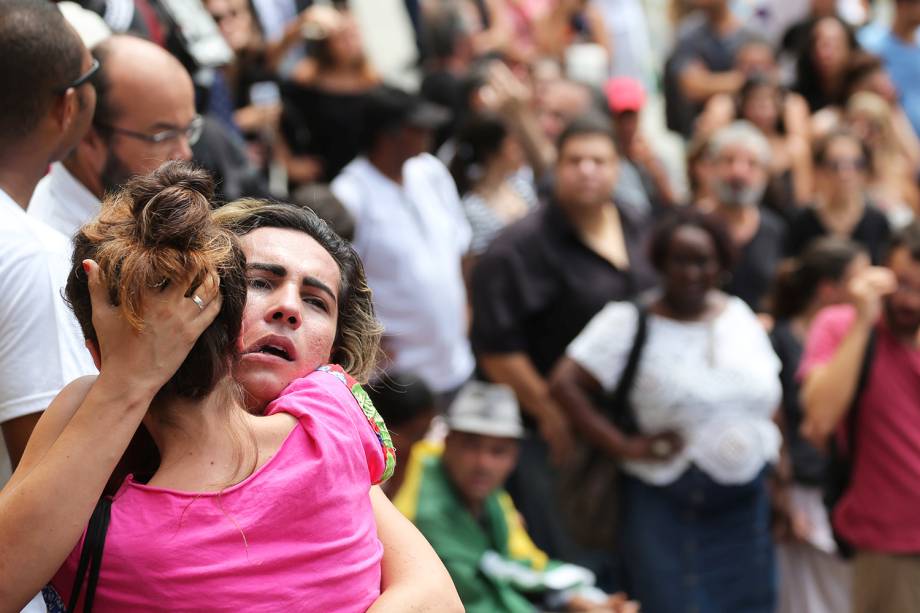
[0,162,460,611]
[767,237,868,613]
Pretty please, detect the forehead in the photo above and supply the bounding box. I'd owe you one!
[716,143,761,164]
[559,133,617,159]
[239,227,341,294]
[107,58,195,126]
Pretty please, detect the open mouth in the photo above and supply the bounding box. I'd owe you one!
[244,335,297,362]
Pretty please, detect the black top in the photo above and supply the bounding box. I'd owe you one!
[725,207,786,312]
[280,84,372,183]
[470,201,656,378]
[770,319,828,485]
[785,205,891,264]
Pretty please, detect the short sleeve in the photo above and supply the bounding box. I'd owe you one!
[470,246,532,355]
[0,236,93,423]
[566,302,639,392]
[268,365,395,484]
[798,305,857,381]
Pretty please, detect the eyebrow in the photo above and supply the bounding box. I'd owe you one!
[248,262,338,304]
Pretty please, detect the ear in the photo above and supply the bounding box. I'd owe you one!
[51,88,81,135]
[85,338,102,371]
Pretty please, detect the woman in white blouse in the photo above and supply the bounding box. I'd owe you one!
[550,210,782,613]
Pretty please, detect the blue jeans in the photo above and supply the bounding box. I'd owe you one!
[618,466,776,613]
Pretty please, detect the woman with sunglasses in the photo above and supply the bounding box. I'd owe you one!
[786,129,891,264]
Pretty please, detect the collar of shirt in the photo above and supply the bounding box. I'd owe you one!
[28,162,100,239]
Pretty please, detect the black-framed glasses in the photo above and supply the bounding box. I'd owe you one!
[58,58,100,94]
[96,115,204,147]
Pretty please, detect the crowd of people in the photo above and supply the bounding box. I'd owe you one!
[1,0,920,612]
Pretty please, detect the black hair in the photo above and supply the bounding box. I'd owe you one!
[769,237,865,320]
[366,373,435,429]
[0,0,85,147]
[648,209,737,273]
[448,112,509,196]
[794,15,859,110]
[290,183,356,242]
[886,220,920,263]
[555,112,616,156]
[738,74,786,134]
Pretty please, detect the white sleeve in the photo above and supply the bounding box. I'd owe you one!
[0,242,93,424]
[566,302,639,392]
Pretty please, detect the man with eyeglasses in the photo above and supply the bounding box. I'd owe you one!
[0,2,100,611]
[29,34,200,239]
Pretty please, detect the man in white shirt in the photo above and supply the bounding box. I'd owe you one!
[332,86,474,406]
[0,3,100,609]
[29,35,200,239]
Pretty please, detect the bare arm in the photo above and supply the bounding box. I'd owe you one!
[479,352,573,462]
[678,60,744,104]
[549,357,681,460]
[801,267,895,445]
[367,487,463,613]
[0,262,220,609]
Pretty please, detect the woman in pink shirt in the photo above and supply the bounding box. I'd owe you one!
[0,162,460,611]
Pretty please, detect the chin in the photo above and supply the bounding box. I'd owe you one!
[235,371,289,413]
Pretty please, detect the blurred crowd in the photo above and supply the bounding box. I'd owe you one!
[3,0,920,612]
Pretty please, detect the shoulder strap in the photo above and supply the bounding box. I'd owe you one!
[604,302,649,435]
[68,497,111,613]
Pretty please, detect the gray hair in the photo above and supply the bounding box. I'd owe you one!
[708,120,772,168]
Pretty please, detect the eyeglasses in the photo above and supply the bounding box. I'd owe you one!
[95,115,204,147]
[823,157,867,172]
[58,58,100,94]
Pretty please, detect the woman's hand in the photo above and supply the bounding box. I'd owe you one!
[618,431,683,462]
[85,259,221,396]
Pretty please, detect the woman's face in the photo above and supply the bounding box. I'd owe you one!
[741,85,780,134]
[207,0,254,53]
[327,12,364,67]
[818,135,867,198]
[819,252,870,308]
[661,225,722,313]
[234,227,341,411]
[812,18,850,76]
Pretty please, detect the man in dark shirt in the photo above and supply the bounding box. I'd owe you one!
[709,120,786,311]
[470,113,655,575]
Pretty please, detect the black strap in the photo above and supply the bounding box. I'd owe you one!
[600,302,649,435]
[68,497,111,613]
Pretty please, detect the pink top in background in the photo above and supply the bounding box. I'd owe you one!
[800,305,920,553]
[53,366,389,612]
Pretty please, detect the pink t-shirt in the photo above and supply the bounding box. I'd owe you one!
[800,305,920,553]
[52,367,389,611]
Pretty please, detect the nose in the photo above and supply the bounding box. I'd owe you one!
[265,284,301,329]
[173,135,193,162]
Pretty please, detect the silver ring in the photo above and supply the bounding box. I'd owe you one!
[651,439,673,458]
[191,294,206,310]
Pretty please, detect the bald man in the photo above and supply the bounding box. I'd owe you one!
[29,34,200,238]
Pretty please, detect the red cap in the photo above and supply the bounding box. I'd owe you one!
[603,77,646,114]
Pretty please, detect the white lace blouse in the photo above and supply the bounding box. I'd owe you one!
[566,297,782,486]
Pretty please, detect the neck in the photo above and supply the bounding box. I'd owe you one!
[822,191,863,212]
[706,4,734,33]
[367,149,406,185]
[0,154,49,209]
[892,15,918,43]
[143,381,244,471]
[560,199,612,235]
[462,496,485,519]
[63,153,104,200]
[475,163,510,194]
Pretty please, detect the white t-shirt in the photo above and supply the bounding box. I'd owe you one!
[332,154,474,393]
[28,162,100,240]
[0,187,96,485]
[567,297,782,486]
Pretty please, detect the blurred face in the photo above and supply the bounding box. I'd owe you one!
[395,124,433,159]
[713,143,767,208]
[537,81,591,141]
[818,135,867,199]
[812,18,850,75]
[817,252,870,308]
[885,247,920,334]
[327,12,365,67]
[741,85,780,134]
[443,431,519,509]
[99,66,196,193]
[661,225,722,314]
[613,110,639,148]
[207,0,255,52]
[735,43,777,79]
[235,227,341,412]
[58,45,99,161]
[554,134,619,210]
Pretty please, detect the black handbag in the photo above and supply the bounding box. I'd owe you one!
[558,303,648,550]
[68,497,112,613]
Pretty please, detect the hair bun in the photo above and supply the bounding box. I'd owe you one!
[128,161,215,248]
